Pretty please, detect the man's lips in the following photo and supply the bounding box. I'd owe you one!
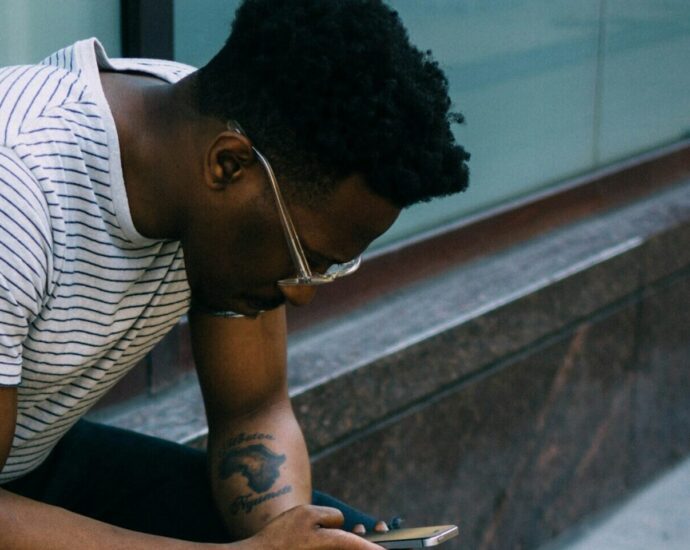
[240,294,285,313]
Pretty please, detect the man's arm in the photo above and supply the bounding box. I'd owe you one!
[0,386,226,550]
[1,381,380,550]
[189,306,311,540]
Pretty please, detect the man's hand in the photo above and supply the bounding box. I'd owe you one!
[239,505,384,550]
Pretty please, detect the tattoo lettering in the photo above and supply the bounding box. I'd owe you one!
[230,485,293,515]
[219,443,286,492]
[225,432,275,448]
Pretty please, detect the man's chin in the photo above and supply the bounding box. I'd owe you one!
[225,302,265,318]
[238,295,285,314]
[191,292,284,317]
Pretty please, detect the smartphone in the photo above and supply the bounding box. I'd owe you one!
[364,525,458,548]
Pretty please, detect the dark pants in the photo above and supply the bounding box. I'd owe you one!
[3,420,376,543]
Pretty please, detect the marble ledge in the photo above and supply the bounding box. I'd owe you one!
[290,179,690,452]
[288,178,690,394]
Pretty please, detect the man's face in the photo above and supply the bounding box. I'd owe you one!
[181,173,400,316]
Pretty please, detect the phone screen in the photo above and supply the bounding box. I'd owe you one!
[364,525,458,548]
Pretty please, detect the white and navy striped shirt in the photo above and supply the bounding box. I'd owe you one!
[0,39,194,483]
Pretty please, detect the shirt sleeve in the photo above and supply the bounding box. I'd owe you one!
[0,147,51,386]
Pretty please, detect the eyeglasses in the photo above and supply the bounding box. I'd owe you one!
[227,121,362,287]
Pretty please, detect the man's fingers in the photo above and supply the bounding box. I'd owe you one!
[309,505,346,529]
[352,520,388,534]
[352,523,366,535]
[326,529,387,550]
[256,505,384,550]
[305,507,387,548]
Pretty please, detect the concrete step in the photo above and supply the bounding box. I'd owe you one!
[540,455,690,550]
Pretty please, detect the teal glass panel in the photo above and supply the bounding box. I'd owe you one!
[174,0,241,68]
[374,0,600,248]
[0,0,121,67]
[597,0,690,164]
[172,1,690,250]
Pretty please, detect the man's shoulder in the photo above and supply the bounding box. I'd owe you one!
[0,61,89,150]
[0,145,52,236]
[0,146,39,191]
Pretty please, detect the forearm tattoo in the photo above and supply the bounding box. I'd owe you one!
[218,432,293,515]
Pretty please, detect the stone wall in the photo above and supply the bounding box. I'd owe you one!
[294,179,690,549]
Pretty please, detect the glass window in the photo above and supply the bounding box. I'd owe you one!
[0,0,121,66]
[173,0,690,250]
[174,0,240,67]
[598,0,690,163]
[377,0,601,247]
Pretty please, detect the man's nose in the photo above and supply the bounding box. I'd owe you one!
[279,284,317,307]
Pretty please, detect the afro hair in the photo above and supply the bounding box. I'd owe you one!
[195,0,470,208]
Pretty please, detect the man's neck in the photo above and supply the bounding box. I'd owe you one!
[100,71,204,240]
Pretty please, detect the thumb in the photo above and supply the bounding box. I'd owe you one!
[310,505,346,529]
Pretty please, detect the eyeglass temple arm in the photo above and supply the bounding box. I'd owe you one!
[226,121,312,279]
[252,148,312,279]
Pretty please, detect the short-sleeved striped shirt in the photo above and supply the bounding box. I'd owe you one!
[0,39,194,483]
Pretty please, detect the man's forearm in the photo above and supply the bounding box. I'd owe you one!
[0,488,227,550]
[208,401,312,540]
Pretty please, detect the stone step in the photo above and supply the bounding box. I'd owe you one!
[540,455,690,550]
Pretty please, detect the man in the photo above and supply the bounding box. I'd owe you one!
[0,0,469,548]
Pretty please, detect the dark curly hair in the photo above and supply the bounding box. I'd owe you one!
[195,0,469,208]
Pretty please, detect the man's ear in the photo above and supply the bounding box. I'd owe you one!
[204,132,254,190]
